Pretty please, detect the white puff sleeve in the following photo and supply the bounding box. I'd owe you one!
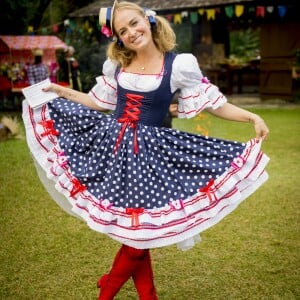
[88,59,118,110]
[171,53,227,118]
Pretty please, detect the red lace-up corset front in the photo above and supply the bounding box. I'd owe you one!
[114,93,143,155]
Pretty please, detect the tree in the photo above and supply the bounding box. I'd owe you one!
[0,0,89,35]
[0,0,52,34]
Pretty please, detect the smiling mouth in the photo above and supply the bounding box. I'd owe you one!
[132,34,143,43]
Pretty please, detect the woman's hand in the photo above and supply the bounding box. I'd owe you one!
[42,83,65,97]
[251,116,269,141]
[42,83,107,111]
[206,103,269,141]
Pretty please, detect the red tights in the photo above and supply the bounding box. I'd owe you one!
[98,244,158,300]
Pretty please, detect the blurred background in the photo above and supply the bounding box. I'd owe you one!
[0,0,300,110]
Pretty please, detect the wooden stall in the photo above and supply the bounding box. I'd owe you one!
[0,35,68,109]
[260,21,300,100]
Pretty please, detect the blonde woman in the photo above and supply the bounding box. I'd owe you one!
[23,1,269,299]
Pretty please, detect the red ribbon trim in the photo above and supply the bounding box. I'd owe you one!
[114,93,143,155]
[125,207,144,227]
[199,179,215,204]
[70,178,87,197]
[38,120,59,137]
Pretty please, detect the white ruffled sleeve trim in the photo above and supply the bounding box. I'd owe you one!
[171,53,227,119]
[88,59,118,110]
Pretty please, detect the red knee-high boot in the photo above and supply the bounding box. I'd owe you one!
[132,250,158,300]
[97,245,148,300]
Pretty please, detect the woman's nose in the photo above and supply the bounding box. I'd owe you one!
[128,27,136,36]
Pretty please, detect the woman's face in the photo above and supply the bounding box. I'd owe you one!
[113,8,152,51]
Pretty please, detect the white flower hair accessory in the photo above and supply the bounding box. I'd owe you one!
[144,8,157,27]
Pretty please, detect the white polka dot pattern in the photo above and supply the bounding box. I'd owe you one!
[49,99,245,210]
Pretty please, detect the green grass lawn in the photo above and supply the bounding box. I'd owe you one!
[0,107,299,299]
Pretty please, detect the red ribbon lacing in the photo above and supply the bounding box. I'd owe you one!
[114,93,143,155]
[125,207,144,227]
[199,179,215,204]
[70,178,87,197]
[38,120,59,137]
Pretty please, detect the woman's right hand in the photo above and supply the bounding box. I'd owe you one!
[42,83,65,97]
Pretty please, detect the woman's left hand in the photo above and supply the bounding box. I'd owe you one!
[253,118,269,140]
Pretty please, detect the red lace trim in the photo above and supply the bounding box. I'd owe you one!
[114,93,143,155]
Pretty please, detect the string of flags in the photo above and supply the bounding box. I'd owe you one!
[27,4,289,35]
[169,4,289,24]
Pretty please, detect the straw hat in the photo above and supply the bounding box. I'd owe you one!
[32,48,43,56]
[99,0,118,35]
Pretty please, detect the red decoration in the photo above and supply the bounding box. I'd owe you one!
[125,208,144,227]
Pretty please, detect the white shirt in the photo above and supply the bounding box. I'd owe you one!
[88,53,226,118]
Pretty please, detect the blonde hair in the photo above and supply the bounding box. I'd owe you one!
[106,1,176,67]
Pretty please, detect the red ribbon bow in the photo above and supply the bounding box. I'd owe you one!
[199,179,215,204]
[114,93,143,155]
[38,120,59,137]
[125,207,144,227]
[70,178,87,197]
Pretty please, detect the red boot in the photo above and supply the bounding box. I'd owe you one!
[97,245,148,300]
[132,250,158,300]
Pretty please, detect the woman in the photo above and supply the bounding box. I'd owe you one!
[22,1,269,299]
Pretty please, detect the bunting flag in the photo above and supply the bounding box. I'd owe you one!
[166,4,289,23]
[206,9,216,20]
[181,11,188,18]
[69,19,76,30]
[190,11,199,24]
[166,14,173,21]
[235,5,244,17]
[198,9,205,16]
[64,19,70,27]
[278,5,287,18]
[23,3,291,37]
[225,6,234,18]
[256,6,265,17]
[173,14,182,24]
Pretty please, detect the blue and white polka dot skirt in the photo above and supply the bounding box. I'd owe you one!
[23,98,269,250]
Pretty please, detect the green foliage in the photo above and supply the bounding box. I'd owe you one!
[56,22,108,92]
[0,0,52,34]
[0,0,88,35]
[229,28,260,64]
[41,1,69,28]
[172,23,193,53]
[1,107,299,299]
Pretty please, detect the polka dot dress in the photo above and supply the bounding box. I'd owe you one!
[22,52,269,250]
[50,99,245,210]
